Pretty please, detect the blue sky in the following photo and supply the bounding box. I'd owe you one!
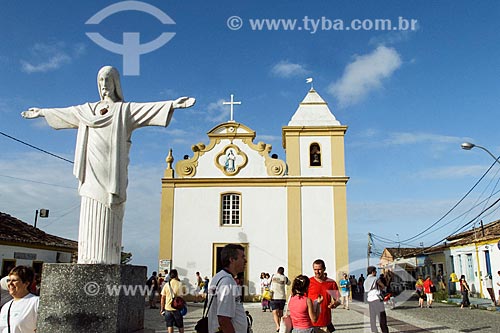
[1,0,500,276]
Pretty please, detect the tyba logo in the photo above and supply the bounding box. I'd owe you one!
[86,1,176,76]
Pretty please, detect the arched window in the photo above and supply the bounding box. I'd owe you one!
[221,193,241,225]
[310,143,321,166]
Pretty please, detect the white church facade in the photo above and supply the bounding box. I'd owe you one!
[159,88,349,299]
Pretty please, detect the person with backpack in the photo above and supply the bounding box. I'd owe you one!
[147,271,159,309]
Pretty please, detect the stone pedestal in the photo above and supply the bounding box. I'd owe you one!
[37,263,147,333]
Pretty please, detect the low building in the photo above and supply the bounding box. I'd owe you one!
[0,211,77,277]
[380,219,500,300]
[446,220,500,298]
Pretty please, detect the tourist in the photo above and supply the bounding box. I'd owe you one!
[308,259,339,333]
[260,272,271,312]
[423,276,434,308]
[415,275,424,308]
[195,272,203,303]
[270,267,291,331]
[207,244,247,333]
[0,266,39,332]
[289,275,323,333]
[160,269,185,333]
[364,266,389,333]
[339,273,350,310]
[497,271,500,306]
[483,274,496,306]
[147,271,160,309]
[459,275,471,309]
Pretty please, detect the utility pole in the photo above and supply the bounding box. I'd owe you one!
[367,232,372,267]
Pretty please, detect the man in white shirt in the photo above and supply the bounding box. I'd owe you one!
[364,266,388,333]
[270,267,290,332]
[208,244,247,333]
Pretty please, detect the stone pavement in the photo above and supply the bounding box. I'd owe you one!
[144,298,500,333]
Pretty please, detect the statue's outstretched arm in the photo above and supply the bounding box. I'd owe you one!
[21,108,44,119]
[172,97,196,109]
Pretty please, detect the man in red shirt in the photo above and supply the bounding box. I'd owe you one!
[307,259,340,333]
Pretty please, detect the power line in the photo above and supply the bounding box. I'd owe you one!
[0,174,77,190]
[411,196,500,257]
[399,156,500,244]
[0,131,73,164]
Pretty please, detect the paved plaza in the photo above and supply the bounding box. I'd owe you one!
[144,297,500,333]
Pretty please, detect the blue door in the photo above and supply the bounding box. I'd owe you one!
[484,250,492,276]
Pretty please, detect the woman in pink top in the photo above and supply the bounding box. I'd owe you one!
[288,275,323,333]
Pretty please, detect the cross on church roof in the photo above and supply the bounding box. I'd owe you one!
[223,94,241,122]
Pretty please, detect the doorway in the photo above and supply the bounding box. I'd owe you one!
[1,259,16,277]
[213,243,248,299]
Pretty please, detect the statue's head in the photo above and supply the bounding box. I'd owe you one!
[97,66,124,102]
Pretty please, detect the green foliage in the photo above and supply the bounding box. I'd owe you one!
[433,289,448,302]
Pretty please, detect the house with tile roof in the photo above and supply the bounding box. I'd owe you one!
[0,211,77,277]
[446,219,500,300]
[380,219,500,301]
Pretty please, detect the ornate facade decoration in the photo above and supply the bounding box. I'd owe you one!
[173,122,286,178]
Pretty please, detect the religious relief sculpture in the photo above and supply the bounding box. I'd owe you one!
[215,145,248,176]
[21,65,196,264]
[224,149,236,172]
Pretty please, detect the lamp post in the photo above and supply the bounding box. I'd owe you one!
[460,142,500,299]
[34,208,49,228]
[461,142,500,165]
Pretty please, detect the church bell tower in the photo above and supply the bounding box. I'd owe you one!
[282,87,349,280]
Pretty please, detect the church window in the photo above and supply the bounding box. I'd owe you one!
[310,143,321,166]
[221,193,241,225]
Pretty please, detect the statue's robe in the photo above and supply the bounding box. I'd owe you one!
[43,101,174,264]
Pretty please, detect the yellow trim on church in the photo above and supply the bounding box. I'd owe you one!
[287,182,303,281]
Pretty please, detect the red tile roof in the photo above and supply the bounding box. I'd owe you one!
[0,212,77,251]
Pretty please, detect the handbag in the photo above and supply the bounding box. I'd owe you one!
[195,276,230,333]
[262,288,273,301]
[168,281,185,310]
[430,285,436,293]
[278,296,292,333]
[367,279,384,302]
[279,315,292,333]
[194,317,209,333]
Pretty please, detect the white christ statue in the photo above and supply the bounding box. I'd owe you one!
[21,65,196,264]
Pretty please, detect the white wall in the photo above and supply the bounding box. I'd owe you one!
[0,244,73,273]
[477,242,500,299]
[450,245,480,294]
[301,186,336,278]
[171,186,287,296]
[195,139,269,178]
[299,136,332,177]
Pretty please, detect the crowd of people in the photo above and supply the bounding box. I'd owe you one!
[2,255,499,333]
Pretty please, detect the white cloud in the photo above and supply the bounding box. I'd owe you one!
[271,60,310,78]
[416,165,491,179]
[21,42,86,74]
[384,132,466,145]
[350,131,471,149]
[206,99,230,123]
[328,46,402,107]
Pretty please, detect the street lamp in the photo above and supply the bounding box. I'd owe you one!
[34,208,49,228]
[460,142,500,299]
[461,142,500,165]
